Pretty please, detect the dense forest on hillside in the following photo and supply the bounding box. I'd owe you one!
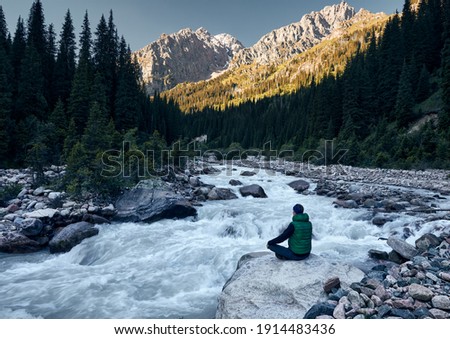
[0,0,181,196]
[165,12,390,113]
[1,0,449,200]
[180,0,450,169]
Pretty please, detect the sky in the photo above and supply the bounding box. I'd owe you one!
[1,0,405,51]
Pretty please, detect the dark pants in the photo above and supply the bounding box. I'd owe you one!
[268,244,310,261]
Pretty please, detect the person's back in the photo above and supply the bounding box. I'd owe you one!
[267,204,312,261]
[288,213,312,255]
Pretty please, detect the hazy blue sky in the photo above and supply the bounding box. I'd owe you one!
[1,0,405,51]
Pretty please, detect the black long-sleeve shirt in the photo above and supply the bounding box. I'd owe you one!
[267,223,295,245]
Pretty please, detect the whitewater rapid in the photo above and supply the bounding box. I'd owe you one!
[0,166,441,319]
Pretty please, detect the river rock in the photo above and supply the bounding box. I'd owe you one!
[372,216,392,226]
[438,272,450,282]
[24,208,59,219]
[333,302,346,319]
[34,202,46,210]
[387,237,419,260]
[229,179,243,186]
[408,283,434,302]
[429,309,450,319]
[6,204,20,213]
[216,253,364,319]
[100,204,117,218]
[189,177,200,187]
[114,187,197,223]
[432,295,450,310]
[17,188,28,198]
[49,222,99,254]
[207,188,238,201]
[18,218,44,237]
[0,232,41,253]
[32,187,45,196]
[333,200,358,209]
[415,234,442,252]
[323,277,341,293]
[48,192,62,200]
[239,185,268,198]
[288,180,310,193]
[240,171,257,177]
[304,302,336,319]
[368,249,389,260]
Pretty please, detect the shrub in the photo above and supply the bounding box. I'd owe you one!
[0,183,23,207]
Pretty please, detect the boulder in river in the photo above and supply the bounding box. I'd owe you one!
[240,171,257,177]
[114,186,197,223]
[49,222,99,254]
[207,187,238,201]
[239,185,268,198]
[229,179,243,186]
[288,180,310,193]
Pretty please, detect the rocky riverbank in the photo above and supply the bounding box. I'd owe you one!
[304,232,450,319]
[0,167,117,254]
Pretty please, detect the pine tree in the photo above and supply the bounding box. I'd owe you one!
[67,102,118,197]
[0,6,9,52]
[67,12,92,135]
[415,64,431,103]
[115,37,140,132]
[45,23,56,108]
[48,99,67,163]
[15,45,47,121]
[54,10,76,105]
[10,18,26,105]
[401,0,416,61]
[377,15,404,117]
[62,118,78,160]
[93,12,117,115]
[441,0,450,131]
[82,101,111,152]
[26,0,46,56]
[65,141,91,196]
[395,62,415,128]
[79,11,92,66]
[0,46,13,167]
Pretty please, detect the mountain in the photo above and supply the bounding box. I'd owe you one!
[133,28,244,93]
[135,1,360,95]
[165,7,389,112]
[231,1,356,67]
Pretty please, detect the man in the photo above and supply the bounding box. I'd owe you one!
[267,204,312,260]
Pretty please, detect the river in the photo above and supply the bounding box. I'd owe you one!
[0,165,443,319]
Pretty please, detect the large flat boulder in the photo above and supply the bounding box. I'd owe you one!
[24,208,59,219]
[115,187,197,223]
[216,253,364,319]
[49,222,99,254]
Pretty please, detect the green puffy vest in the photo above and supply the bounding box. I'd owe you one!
[288,213,312,255]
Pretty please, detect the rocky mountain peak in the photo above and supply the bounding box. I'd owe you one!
[134,1,377,94]
[133,27,244,93]
[231,1,357,67]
